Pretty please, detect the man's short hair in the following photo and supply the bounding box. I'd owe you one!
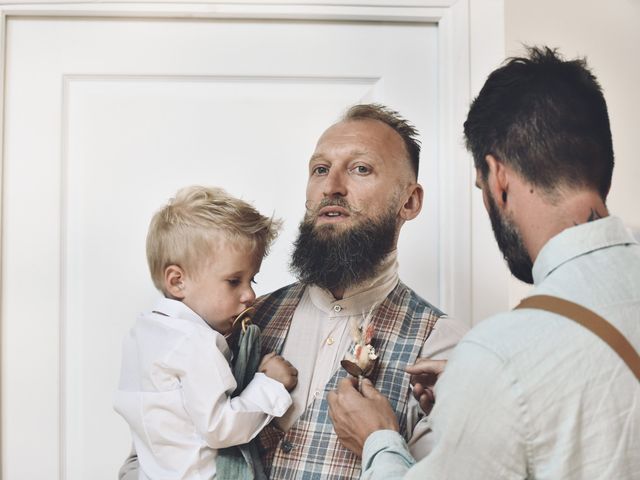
[146,185,280,293]
[464,46,614,199]
[343,103,421,178]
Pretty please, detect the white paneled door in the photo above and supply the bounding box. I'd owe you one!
[0,2,496,479]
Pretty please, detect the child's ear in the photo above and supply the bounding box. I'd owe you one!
[164,265,186,299]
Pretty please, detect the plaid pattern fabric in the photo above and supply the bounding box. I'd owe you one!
[252,281,442,479]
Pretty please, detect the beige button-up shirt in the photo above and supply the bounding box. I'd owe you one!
[277,250,468,459]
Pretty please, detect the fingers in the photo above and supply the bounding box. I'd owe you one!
[412,381,425,400]
[359,378,381,399]
[326,389,337,406]
[405,358,447,376]
[419,390,435,414]
[412,382,436,415]
[328,376,400,457]
[260,352,294,369]
[262,352,277,360]
[259,352,277,369]
[283,359,297,374]
[337,376,359,391]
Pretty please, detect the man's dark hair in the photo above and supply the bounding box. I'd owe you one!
[343,103,421,178]
[464,46,614,199]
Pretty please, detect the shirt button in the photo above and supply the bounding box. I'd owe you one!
[281,440,293,453]
[326,337,334,345]
[333,305,342,312]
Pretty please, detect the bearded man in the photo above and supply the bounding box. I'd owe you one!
[328,48,640,479]
[118,104,467,480]
[248,104,466,479]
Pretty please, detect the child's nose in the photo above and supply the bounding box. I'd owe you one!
[241,287,256,307]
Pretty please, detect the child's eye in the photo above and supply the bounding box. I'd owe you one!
[251,277,257,285]
[227,279,240,286]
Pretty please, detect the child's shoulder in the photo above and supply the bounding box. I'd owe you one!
[133,310,215,350]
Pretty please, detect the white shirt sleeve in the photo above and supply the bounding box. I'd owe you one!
[361,430,416,480]
[405,338,529,479]
[169,329,292,449]
[406,316,469,459]
[361,337,529,480]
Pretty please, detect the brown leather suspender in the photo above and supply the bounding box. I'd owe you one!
[515,295,640,382]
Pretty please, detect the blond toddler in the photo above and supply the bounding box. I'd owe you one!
[114,186,297,479]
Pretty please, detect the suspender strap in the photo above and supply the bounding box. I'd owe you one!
[515,295,640,382]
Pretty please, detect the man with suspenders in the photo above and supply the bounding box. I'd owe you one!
[329,47,640,479]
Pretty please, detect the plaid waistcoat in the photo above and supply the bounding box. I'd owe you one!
[252,281,442,479]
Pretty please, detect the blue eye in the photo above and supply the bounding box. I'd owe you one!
[352,165,371,174]
[312,165,329,175]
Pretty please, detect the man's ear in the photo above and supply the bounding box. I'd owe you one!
[164,265,186,299]
[484,154,509,207]
[399,183,424,221]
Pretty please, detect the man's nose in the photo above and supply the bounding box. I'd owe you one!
[323,169,347,197]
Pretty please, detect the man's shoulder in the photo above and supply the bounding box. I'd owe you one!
[458,306,566,364]
[394,281,445,318]
[255,282,305,307]
[252,282,305,328]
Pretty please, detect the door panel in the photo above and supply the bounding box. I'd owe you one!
[4,12,440,479]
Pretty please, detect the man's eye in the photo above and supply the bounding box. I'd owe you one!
[312,165,329,175]
[251,277,257,285]
[353,165,370,174]
[227,279,240,286]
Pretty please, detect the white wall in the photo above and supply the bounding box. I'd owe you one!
[501,0,640,305]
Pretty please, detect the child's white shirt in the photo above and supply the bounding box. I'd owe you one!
[114,298,292,479]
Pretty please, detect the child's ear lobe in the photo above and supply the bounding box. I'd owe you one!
[164,265,186,299]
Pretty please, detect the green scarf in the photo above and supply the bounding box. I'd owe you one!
[216,324,268,480]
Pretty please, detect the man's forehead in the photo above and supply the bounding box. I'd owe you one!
[312,119,403,156]
[310,149,368,162]
[319,118,395,139]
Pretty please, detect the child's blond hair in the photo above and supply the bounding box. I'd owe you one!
[146,185,281,293]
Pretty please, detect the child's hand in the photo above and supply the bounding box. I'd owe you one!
[259,352,298,391]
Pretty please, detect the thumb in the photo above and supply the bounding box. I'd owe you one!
[359,378,379,398]
[262,351,277,361]
[259,352,277,369]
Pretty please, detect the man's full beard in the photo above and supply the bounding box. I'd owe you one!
[486,192,534,284]
[290,206,398,293]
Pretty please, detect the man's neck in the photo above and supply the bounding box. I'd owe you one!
[325,249,399,301]
[330,288,345,300]
[518,189,609,263]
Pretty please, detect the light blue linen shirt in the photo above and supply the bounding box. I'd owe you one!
[362,216,640,479]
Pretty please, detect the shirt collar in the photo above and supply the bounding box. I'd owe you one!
[532,216,637,285]
[152,297,209,328]
[307,250,399,316]
[151,297,231,359]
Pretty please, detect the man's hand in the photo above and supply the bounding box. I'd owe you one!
[327,377,399,458]
[405,359,446,415]
[259,352,298,391]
